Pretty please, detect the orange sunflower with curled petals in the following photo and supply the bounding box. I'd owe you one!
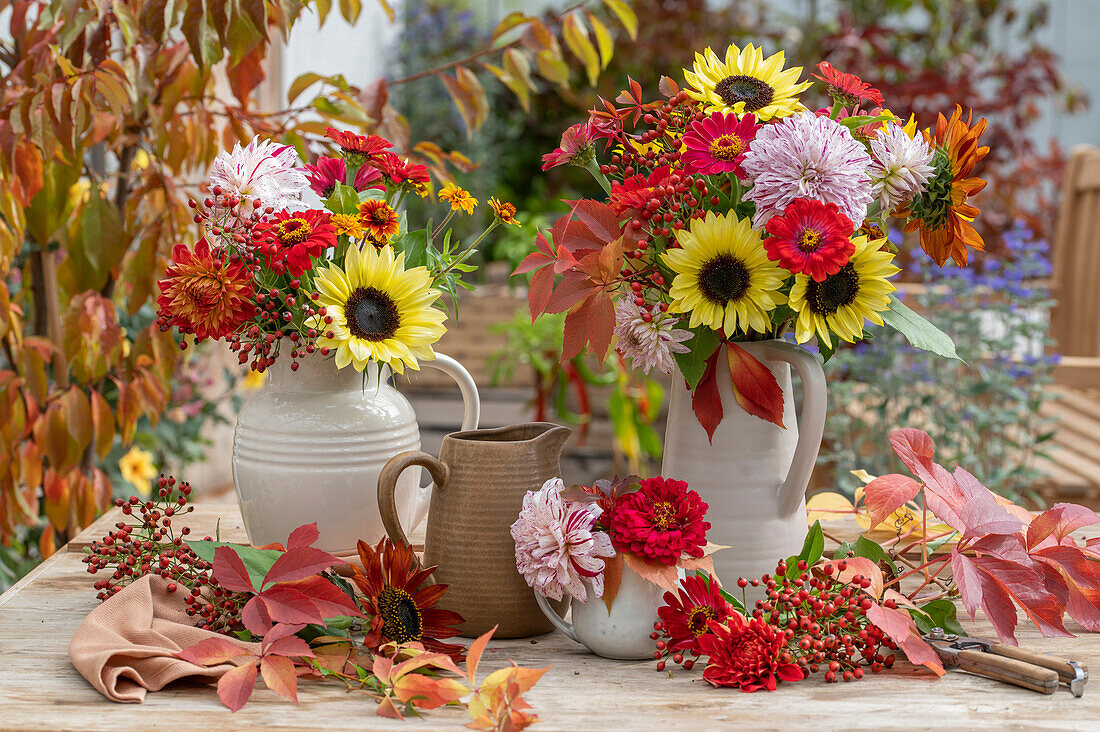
[896,106,989,267]
[352,538,466,661]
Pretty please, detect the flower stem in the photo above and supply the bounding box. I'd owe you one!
[438,220,499,279]
[585,157,612,196]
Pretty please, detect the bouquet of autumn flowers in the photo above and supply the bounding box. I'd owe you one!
[510,475,719,607]
[523,43,987,434]
[156,129,519,376]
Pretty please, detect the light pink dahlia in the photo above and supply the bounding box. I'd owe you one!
[741,112,872,229]
[511,478,615,602]
[208,136,309,211]
[614,297,692,375]
[867,122,935,215]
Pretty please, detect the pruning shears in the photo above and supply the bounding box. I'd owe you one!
[923,627,1088,697]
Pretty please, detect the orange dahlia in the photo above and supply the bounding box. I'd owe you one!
[156,237,255,341]
[897,106,989,266]
[357,199,400,244]
[352,538,465,660]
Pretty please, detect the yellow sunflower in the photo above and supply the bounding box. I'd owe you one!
[662,211,786,335]
[788,235,900,348]
[312,245,446,374]
[683,43,811,121]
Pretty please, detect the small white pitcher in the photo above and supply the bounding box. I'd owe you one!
[534,563,663,660]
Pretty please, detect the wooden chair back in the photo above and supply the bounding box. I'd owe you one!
[1052,145,1100,358]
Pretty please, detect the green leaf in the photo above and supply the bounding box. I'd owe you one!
[910,598,966,637]
[671,327,719,389]
[186,540,282,592]
[797,521,825,567]
[834,541,855,560]
[325,183,361,216]
[881,294,962,361]
[852,535,898,574]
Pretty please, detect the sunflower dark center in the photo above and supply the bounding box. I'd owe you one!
[378,587,423,644]
[698,254,751,304]
[688,605,716,636]
[708,134,745,161]
[806,263,860,315]
[796,228,823,253]
[277,218,312,245]
[345,286,400,341]
[650,501,677,531]
[714,75,775,111]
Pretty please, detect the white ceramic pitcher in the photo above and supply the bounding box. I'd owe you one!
[662,340,826,586]
[232,352,479,552]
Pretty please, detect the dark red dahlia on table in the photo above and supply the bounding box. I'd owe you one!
[696,613,805,692]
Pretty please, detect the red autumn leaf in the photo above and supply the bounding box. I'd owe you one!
[259,654,300,703]
[863,474,921,528]
[726,342,784,428]
[824,557,884,599]
[621,552,679,591]
[242,594,274,635]
[865,604,945,676]
[692,348,723,442]
[544,276,595,315]
[601,553,624,614]
[465,625,497,683]
[286,523,320,550]
[562,199,628,247]
[394,673,469,709]
[264,634,315,660]
[526,262,555,320]
[213,546,258,594]
[258,585,328,626]
[1027,503,1100,549]
[217,661,258,712]
[285,575,363,619]
[178,637,251,666]
[951,547,1072,644]
[263,547,341,587]
[1030,543,1100,632]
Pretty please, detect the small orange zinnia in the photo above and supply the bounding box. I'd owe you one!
[488,197,520,226]
[156,237,255,342]
[438,184,478,214]
[357,199,400,244]
[896,106,989,267]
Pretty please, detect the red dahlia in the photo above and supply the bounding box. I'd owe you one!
[324,127,392,160]
[764,199,855,281]
[812,62,884,107]
[697,614,804,692]
[260,209,337,277]
[353,538,466,660]
[658,573,733,656]
[609,165,673,217]
[608,476,709,565]
[157,237,255,341]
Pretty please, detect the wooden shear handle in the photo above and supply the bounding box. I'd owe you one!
[989,643,1087,684]
[957,649,1059,694]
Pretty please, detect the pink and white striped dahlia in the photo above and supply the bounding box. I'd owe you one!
[867,122,935,215]
[613,297,693,375]
[208,136,309,210]
[511,478,615,602]
[741,112,872,229]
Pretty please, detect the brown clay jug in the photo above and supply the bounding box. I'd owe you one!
[376,422,572,638]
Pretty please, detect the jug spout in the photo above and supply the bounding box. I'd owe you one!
[531,422,572,458]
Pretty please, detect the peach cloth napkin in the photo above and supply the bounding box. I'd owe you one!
[68,574,255,703]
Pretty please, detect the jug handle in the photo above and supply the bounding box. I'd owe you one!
[407,353,480,530]
[378,451,448,550]
[534,593,579,643]
[761,341,827,516]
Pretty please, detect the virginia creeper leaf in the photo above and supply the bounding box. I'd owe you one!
[178,637,250,666]
[726,342,784,428]
[213,545,259,594]
[865,603,945,676]
[263,546,341,588]
[691,348,723,442]
[259,654,299,703]
[217,662,258,712]
[863,474,921,529]
[286,523,320,550]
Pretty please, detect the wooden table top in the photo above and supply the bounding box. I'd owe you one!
[0,503,1096,730]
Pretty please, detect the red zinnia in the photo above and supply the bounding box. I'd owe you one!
[302,156,385,198]
[156,237,255,342]
[324,127,392,160]
[353,538,466,660]
[607,476,709,565]
[696,614,804,692]
[764,199,855,281]
[376,152,431,193]
[658,573,733,656]
[680,112,760,177]
[813,62,884,107]
[609,165,674,217]
[260,209,337,277]
[542,121,597,170]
